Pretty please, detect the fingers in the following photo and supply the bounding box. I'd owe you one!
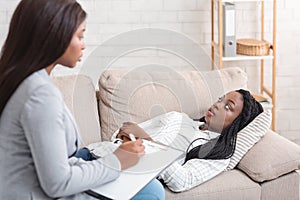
[135,139,145,156]
[114,139,145,170]
[121,139,145,155]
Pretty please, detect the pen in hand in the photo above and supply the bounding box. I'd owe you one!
[129,133,136,141]
[129,133,146,155]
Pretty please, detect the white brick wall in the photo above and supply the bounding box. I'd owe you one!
[265,2,300,136]
[1,0,300,142]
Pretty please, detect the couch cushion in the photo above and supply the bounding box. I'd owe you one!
[52,74,101,146]
[261,170,300,200]
[237,130,300,182]
[165,169,261,200]
[98,67,247,141]
[226,110,272,170]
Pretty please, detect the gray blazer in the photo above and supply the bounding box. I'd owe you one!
[0,69,120,199]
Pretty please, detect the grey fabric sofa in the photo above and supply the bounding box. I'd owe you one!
[52,67,300,200]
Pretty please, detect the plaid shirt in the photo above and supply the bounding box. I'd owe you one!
[135,111,230,192]
[108,111,230,192]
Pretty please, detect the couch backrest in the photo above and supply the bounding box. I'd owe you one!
[52,74,101,146]
[98,67,248,141]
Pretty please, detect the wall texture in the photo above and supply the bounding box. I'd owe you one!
[0,0,299,142]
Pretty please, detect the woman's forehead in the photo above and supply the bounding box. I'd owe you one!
[225,91,244,102]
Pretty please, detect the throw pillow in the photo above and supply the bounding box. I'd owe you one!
[237,130,300,182]
[226,110,272,170]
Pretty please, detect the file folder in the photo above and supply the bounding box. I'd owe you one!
[222,2,236,57]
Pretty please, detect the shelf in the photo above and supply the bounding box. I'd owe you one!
[220,0,273,2]
[222,54,273,61]
[211,42,274,61]
[252,93,273,111]
[211,0,277,130]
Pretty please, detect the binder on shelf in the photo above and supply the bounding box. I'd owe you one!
[222,2,236,57]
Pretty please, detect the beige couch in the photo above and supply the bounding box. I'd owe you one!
[52,67,300,200]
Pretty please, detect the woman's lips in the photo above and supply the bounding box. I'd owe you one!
[207,107,215,117]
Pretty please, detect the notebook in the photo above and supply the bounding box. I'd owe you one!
[89,140,184,200]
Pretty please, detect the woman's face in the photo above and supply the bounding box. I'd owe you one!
[57,20,86,68]
[205,91,244,133]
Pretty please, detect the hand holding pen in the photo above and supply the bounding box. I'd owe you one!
[113,133,145,170]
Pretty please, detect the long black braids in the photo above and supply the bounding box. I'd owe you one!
[184,89,263,163]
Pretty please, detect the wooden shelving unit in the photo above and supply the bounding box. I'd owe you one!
[211,0,277,130]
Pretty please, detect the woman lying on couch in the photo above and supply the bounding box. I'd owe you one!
[113,89,264,192]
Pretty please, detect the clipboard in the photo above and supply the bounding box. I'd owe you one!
[89,143,184,200]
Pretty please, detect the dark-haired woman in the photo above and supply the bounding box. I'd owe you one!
[0,0,164,199]
[115,89,264,192]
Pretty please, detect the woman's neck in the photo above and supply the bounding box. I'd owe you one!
[199,123,222,134]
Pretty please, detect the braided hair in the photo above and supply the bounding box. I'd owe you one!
[184,89,263,163]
